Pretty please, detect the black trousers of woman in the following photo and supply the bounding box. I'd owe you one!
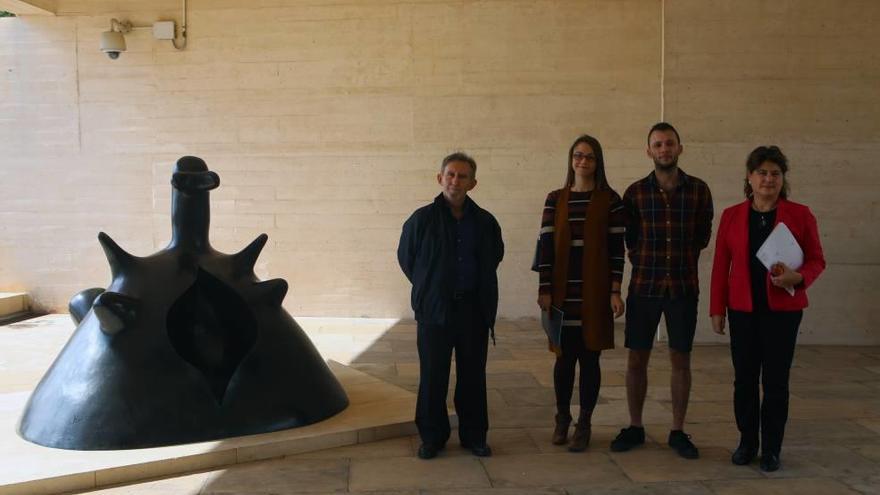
[554,326,601,420]
[728,309,803,456]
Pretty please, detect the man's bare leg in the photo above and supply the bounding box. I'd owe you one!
[669,349,692,431]
[626,349,652,427]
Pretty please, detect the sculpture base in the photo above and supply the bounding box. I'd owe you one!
[0,316,449,495]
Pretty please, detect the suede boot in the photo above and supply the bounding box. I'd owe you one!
[568,412,591,452]
[552,413,572,445]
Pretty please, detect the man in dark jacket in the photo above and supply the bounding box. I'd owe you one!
[397,152,504,460]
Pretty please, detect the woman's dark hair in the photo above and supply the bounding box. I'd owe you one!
[744,145,789,199]
[565,134,609,190]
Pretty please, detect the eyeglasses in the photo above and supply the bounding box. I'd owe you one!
[572,152,596,162]
[753,169,782,178]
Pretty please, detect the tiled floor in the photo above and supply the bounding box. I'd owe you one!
[19,318,880,494]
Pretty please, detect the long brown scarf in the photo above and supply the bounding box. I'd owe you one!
[549,187,614,353]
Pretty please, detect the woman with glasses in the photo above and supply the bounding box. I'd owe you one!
[536,134,626,451]
[710,145,825,472]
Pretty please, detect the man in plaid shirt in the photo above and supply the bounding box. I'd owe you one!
[611,123,713,459]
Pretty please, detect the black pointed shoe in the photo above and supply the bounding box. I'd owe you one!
[760,453,781,472]
[417,443,443,460]
[461,441,492,457]
[731,443,757,465]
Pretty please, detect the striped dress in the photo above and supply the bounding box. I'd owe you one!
[537,189,626,329]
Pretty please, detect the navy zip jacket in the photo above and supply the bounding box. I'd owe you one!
[398,193,504,334]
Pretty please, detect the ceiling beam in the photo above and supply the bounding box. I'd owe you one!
[0,0,56,15]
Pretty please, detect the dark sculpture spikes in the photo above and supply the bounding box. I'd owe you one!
[19,156,349,450]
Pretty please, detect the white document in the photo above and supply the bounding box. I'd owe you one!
[755,222,803,296]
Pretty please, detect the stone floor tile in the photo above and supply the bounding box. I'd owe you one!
[86,472,210,495]
[643,422,739,450]
[705,477,861,494]
[496,387,556,406]
[489,405,558,428]
[527,424,651,454]
[565,480,713,495]
[200,457,349,494]
[590,399,672,426]
[349,456,490,491]
[768,445,880,479]
[840,474,880,494]
[788,396,880,420]
[422,489,564,495]
[600,385,671,402]
[794,347,880,368]
[790,381,877,400]
[851,444,880,463]
[856,418,880,435]
[429,428,540,458]
[481,452,628,488]
[678,401,736,423]
[287,436,413,460]
[485,372,541,389]
[790,366,880,384]
[610,445,761,483]
[784,419,880,447]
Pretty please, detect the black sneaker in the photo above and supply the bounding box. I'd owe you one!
[610,426,645,452]
[668,430,699,459]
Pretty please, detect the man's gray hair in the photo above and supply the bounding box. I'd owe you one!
[440,152,477,176]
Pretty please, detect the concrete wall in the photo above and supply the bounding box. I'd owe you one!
[0,0,877,343]
[665,1,880,344]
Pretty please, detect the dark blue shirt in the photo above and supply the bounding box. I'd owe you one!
[453,208,478,292]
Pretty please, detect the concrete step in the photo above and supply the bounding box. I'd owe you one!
[0,292,28,319]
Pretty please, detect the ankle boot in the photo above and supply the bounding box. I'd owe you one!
[568,414,591,452]
[552,413,572,445]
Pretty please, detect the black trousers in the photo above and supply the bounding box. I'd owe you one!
[728,309,803,456]
[416,298,489,448]
[554,326,601,420]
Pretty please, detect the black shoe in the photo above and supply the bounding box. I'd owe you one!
[610,426,645,452]
[668,430,699,459]
[417,443,443,460]
[461,441,492,457]
[760,453,780,472]
[731,443,757,465]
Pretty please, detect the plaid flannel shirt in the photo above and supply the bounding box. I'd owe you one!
[623,169,713,298]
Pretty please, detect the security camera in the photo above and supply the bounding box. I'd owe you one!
[100,29,126,59]
[100,19,130,60]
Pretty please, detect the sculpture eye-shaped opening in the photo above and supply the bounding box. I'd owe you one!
[167,268,257,403]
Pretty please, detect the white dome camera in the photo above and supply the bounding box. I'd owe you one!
[100,19,131,60]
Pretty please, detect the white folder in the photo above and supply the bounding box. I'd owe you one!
[755,222,803,296]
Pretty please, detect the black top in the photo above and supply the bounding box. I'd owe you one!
[749,207,777,312]
[398,194,504,328]
[453,207,479,292]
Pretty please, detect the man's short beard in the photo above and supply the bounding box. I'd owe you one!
[653,156,679,170]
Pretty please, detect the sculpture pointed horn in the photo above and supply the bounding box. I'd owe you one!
[68,287,105,325]
[233,233,268,277]
[98,232,135,279]
[92,291,140,335]
[254,278,288,307]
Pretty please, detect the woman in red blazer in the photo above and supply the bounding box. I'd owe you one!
[710,146,825,473]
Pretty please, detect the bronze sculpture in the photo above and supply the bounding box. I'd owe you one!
[19,156,348,450]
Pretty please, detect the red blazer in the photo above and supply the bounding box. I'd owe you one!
[710,198,825,315]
